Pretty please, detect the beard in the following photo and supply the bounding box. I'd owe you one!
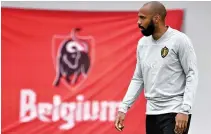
[139,19,155,36]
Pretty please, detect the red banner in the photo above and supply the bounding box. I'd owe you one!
[2,8,184,134]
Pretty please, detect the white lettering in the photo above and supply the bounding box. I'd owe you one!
[19,89,121,130]
[76,95,83,121]
[20,89,37,122]
[52,95,61,122]
[37,103,52,122]
[60,103,76,130]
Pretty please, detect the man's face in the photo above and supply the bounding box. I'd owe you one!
[137,7,156,36]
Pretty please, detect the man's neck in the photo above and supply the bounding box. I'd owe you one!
[152,25,168,40]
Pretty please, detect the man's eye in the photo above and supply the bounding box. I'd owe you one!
[139,16,145,19]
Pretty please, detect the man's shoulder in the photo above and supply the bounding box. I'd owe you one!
[170,27,193,49]
[170,28,191,42]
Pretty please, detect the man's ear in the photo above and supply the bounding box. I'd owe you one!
[153,14,160,24]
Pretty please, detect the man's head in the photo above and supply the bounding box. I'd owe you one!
[138,1,167,36]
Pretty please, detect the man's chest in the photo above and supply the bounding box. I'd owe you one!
[139,42,179,70]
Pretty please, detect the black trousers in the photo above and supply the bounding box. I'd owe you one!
[146,113,192,134]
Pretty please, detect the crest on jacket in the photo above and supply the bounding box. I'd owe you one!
[161,46,169,58]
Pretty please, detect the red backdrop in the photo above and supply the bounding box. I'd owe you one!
[2,8,184,134]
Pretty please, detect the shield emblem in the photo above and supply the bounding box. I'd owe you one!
[161,46,169,58]
[51,28,95,92]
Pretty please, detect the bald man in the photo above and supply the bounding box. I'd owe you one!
[115,1,198,134]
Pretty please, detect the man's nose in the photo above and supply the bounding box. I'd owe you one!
[137,20,142,25]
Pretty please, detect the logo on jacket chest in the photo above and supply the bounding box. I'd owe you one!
[161,46,169,58]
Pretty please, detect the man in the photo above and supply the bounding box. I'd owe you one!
[115,1,198,134]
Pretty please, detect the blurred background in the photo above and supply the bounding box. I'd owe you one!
[2,1,211,134]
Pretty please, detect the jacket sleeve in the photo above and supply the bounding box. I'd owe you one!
[118,43,144,113]
[178,34,199,114]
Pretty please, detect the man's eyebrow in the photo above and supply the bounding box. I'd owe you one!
[138,14,146,18]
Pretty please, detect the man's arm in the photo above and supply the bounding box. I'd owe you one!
[118,44,144,114]
[178,34,199,114]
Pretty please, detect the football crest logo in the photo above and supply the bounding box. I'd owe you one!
[161,46,169,58]
[52,28,95,91]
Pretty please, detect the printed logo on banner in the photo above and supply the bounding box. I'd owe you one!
[18,28,122,130]
[19,28,121,131]
[52,28,95,91]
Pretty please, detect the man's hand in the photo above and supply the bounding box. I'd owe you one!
[174,113,189,134]
[114,111,125,131]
